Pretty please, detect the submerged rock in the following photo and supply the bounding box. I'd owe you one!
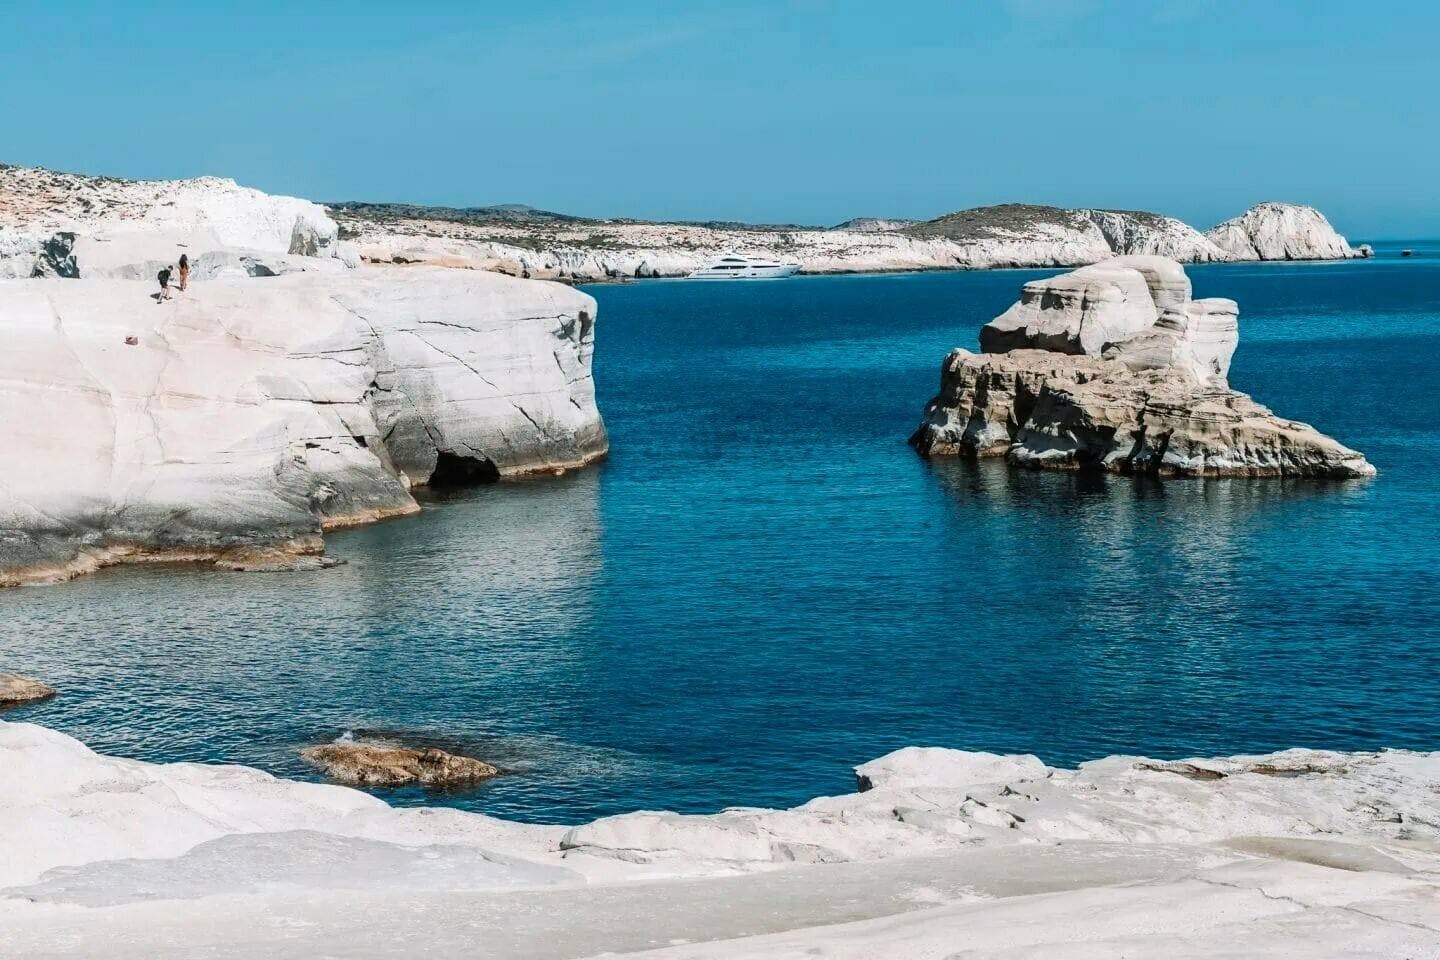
[0,674,56,709]
[301,741,501,788]
[912,257,1373,478]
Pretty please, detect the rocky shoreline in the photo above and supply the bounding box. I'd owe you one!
[3,165,1367,287]
[0,166,607,587]
[1,720,1435,957]
[336,198,1368,283]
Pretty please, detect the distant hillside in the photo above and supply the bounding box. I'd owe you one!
[903,203,1174,241]
[831,217,920,233]
[326,200,821,233]
[326,201,590,228]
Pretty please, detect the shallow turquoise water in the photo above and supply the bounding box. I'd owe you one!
[3,243,1438,823]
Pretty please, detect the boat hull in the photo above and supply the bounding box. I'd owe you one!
[686,263,801,280]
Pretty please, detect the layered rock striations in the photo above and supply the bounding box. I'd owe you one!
[1207,202,1365,262]
[1,721,1437,957]
[0,164,608,586]
[911,257,1373,478]
[0,267,605,586]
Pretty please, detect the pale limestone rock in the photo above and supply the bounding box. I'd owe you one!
[915,258,1370,478]
[1103,253,1193,309]
[0,675,55,708]
[1207,202,1363,261]
[70,228,347,281]
[561,813,775,865]
[1108,297,1239,383]
[855,748,1047,792]
[332,240,363,269]
[911,348,1373,478]
[2,721,1438,957]
[0,268,605,586]
[0,165,344,277]
[979,261,1158,356]
[1080,209,1234,263]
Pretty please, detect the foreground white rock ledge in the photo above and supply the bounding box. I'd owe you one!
[1,722,1436,958]
[0,267,606,585]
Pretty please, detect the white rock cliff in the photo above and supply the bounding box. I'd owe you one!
[0,268,605,586]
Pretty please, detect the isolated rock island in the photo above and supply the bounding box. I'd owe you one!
[910,256,1374,478]
[0,166,606,586]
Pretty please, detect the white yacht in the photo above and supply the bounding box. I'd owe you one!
[686,254,801,280]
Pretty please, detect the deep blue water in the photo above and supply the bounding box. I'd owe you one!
[3,242,1439,824]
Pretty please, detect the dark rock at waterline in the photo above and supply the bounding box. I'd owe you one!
[301,740,501,788]
[0,673,56,709]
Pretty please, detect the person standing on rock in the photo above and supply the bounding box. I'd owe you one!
[157,265,173,301]
[177,254,190,292]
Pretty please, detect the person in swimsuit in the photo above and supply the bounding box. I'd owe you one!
[157,266,172,301]
[177,254,190,292]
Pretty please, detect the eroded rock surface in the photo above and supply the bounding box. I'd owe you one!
[301,741,501,788]
[1206,202,1365,261]
[0,268,606,585]
[0,675,55,709]
[912,258,1373,478]
[2,722,1437,958]
[0,164,345,279]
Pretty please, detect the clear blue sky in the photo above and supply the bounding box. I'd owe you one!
[4,1,1436,235]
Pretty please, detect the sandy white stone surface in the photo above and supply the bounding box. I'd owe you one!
[0,164,341,278]
[0,267,605,585]
[0,722,1436,958]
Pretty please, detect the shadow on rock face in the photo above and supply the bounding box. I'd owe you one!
[427,450,501,489]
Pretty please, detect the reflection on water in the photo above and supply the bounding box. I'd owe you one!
[3,262,1439,823]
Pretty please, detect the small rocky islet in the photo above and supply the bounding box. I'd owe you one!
[0,673,55,710]
[300,738,501,789]
[910,255,1374,479]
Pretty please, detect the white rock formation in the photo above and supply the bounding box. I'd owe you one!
[1079,208,1232,262]
[1207,202,1365,261]
[1,721,1436,958]
[1109,297,1240,383]
[336,202,1364,283]
[912,257,1374,477]
[3,167,1366,283]
[0,268,606,586]
[0,164,348,279]
[979,260,1162,355]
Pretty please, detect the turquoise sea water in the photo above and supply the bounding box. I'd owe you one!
[2,242,1438,824]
